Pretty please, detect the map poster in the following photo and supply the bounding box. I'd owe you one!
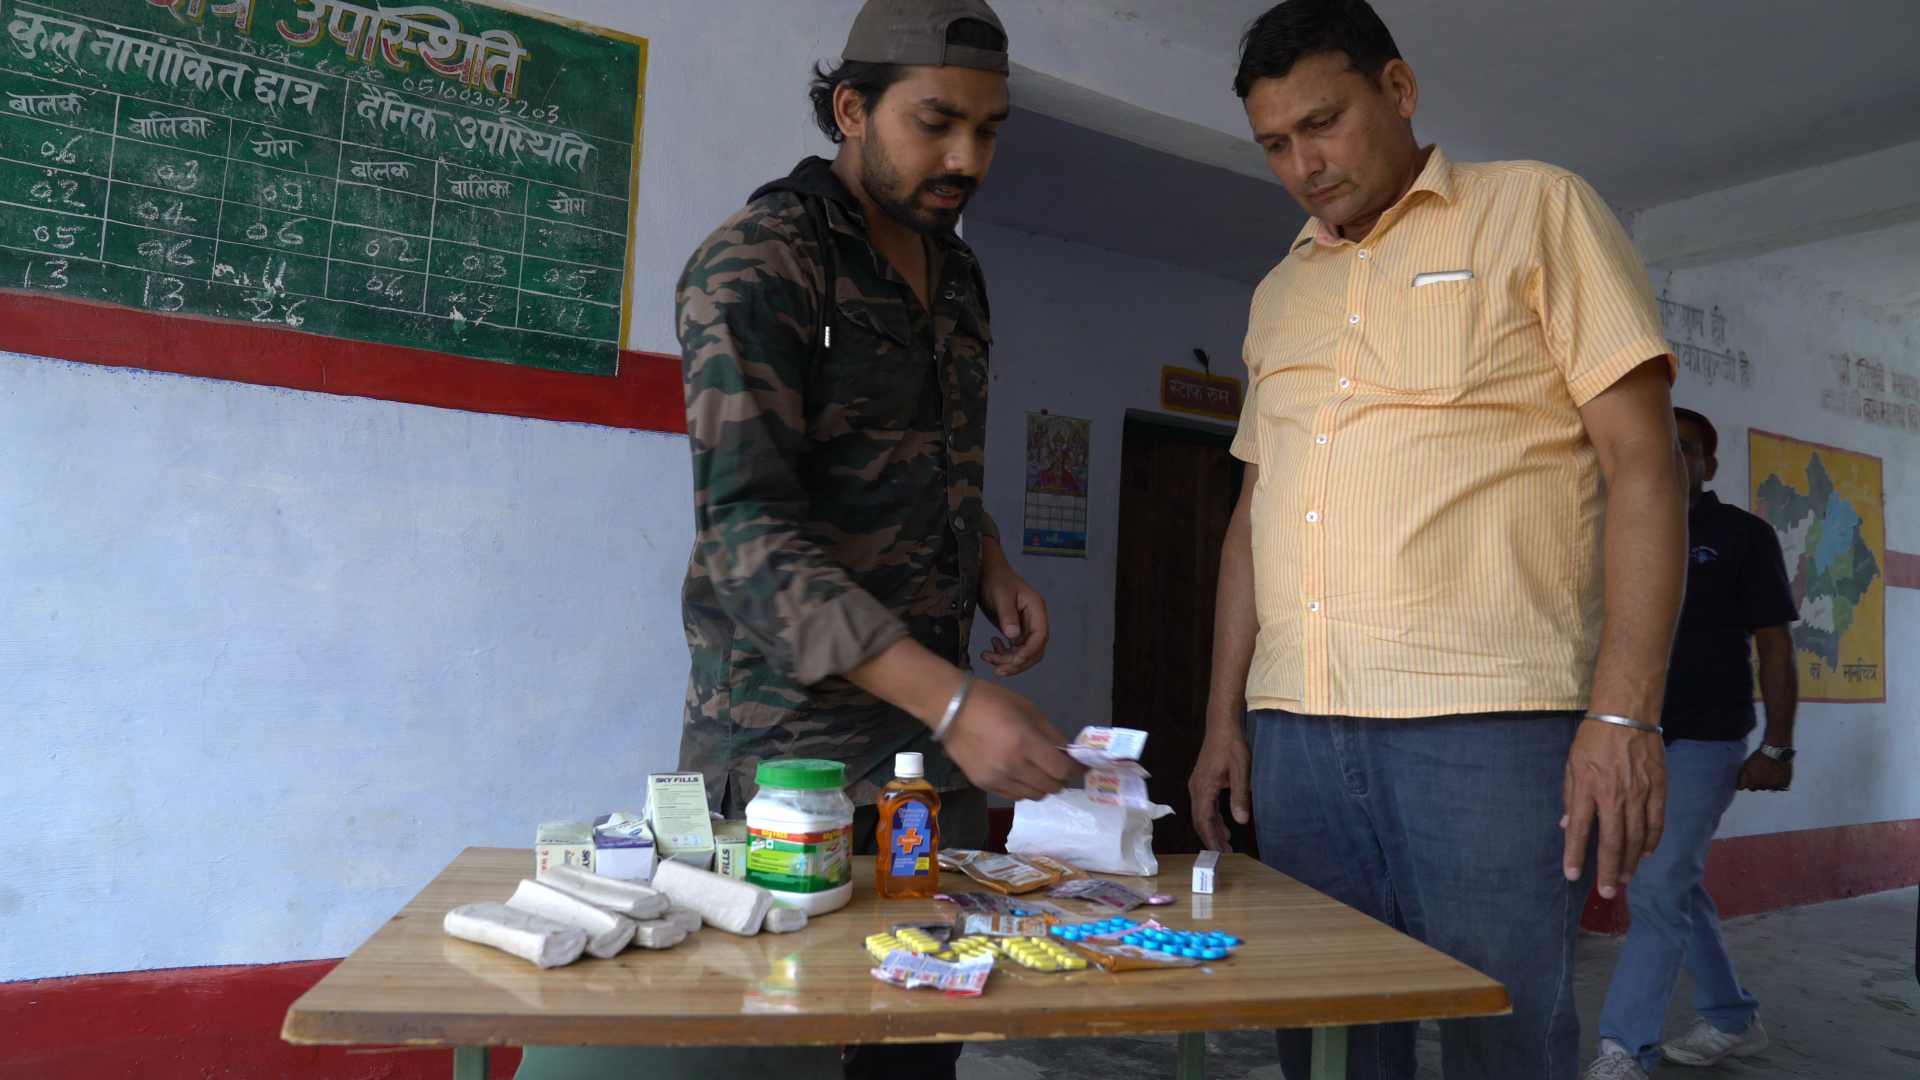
[1024,412,1090,558]
[1749,430,1886,703]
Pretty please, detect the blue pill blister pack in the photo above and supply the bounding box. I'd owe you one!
[1050,918,1242,963]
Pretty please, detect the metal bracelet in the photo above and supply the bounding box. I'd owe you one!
[1584,712,1662,735]
[933,672,975,743]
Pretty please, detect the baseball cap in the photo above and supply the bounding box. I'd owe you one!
[842,0,1010,74]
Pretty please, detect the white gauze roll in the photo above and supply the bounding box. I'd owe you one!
[665,906,703,934]
[539,865,670,920]
[631,918,689,950]
[650,858,772,936]
[444,902,587,968]
[506,878,636,958]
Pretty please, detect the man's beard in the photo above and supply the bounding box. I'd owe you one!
[860,132,976,235]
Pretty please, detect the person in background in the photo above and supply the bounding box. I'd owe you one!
[1586,408,1800,1079]
[1187,1,1687,1076]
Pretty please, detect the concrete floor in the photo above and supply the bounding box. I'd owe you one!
[959,887,1920,1079]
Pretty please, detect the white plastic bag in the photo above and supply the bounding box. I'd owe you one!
[1005,789,1173,876]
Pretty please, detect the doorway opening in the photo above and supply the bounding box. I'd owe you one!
[1111,409,1256,856]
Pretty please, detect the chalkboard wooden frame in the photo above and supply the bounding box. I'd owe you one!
[0,289,686,429]
[0,0,675,430]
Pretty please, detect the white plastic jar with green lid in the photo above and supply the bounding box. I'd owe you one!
[745,758,855,915]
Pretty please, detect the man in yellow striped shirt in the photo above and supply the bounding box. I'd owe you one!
[1186,2,1687,1077]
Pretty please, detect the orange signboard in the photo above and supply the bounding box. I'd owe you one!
[1160,367,1243,422]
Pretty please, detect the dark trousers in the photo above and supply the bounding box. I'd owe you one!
[841,786,989,1080]
[1251,711,1590,1080]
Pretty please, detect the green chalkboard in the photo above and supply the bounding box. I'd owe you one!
[0,0,645,376]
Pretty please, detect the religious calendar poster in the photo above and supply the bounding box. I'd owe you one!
[1023,412,1089,558]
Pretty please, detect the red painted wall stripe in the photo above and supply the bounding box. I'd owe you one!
[1888,550,1920,590]
[0,960,521,1080]
[1581,817,1920,933]
[0,291,687,433]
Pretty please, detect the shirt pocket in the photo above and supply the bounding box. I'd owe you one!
[947,298,992,404]
[812,299,929,433]
[1378,279,1483,395]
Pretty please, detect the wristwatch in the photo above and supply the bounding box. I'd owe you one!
[1759,744,1796,762]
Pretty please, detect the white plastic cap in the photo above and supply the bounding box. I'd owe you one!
[895,752,924,779]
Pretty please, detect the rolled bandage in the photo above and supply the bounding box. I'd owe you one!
[539,865,669,920]
[650,858,773,936]
[444,902,587,968]
[665,906,703,934]
[506,878,636,959]
[764,906,808,934]
[631,918,690,950]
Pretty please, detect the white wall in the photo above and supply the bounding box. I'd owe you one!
[1649,242,1920,840]
[962,222,1256,737]
[0,0,1261,983]
[0,0,839,983]
[0,357,692,980]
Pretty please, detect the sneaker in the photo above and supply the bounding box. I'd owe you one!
[1661,1016,1769,1066]
[1584,1040,1649,1080]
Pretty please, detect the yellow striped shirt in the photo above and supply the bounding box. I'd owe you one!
[1231,147,1674,717]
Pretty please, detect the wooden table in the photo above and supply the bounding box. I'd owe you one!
[284,848,1509,1079]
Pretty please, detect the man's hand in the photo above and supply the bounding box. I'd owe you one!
[1737,752,1792,792]
[1188,727,1252,852]
[979,560,1049,677]
[1561,720,1667,899]
[941,679,1084,801]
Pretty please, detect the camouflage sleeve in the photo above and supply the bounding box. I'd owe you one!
[677,206,910,686]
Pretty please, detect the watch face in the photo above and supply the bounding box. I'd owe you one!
[1765,746,1796,762]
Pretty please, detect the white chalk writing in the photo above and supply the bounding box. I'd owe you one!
[6,10,89,65]
[348,159,414,183]
[248,135,300,159]
[447,175,514,200]
[128,112,217,141]
[5,92,85,117]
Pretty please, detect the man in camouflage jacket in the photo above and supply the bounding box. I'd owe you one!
[675,0,1080,845]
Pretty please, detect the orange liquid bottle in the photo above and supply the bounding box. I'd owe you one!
[875,752,941,899]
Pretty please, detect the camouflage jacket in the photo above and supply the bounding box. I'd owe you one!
[676,157,993,811]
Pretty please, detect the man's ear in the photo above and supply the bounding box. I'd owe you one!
[833,83,868,142]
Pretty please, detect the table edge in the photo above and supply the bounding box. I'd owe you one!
[283,984,1513,1047]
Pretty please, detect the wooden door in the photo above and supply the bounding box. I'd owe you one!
[1111,413,1255,856]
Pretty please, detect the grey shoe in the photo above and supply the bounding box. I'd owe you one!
[1661,1016,1769,1066]
[1584,1039,1650,1080]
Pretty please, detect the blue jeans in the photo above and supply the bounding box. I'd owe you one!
[1598,738,1759,1071]
[1250,710,1589,1080]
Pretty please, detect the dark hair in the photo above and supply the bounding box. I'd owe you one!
[1674,407,1719,459]
[809,18,1009,143]
[1234,0,1403,99]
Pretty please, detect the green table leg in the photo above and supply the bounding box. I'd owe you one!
[453,1046,489,1080]
[1175,1032,1207,1080]
[1311,1026,1348,1080]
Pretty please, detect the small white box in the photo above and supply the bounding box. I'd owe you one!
[592,812,657,882]
[535,821,594,878]
[712,820,749,880]
[1193,849,1221,895]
